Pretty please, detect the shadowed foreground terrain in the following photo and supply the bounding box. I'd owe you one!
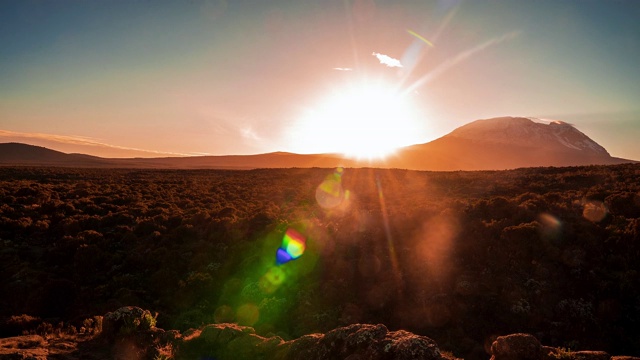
[1,165,639,358]
[2,306,639,360]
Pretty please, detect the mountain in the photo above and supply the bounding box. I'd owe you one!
[0,143,112,167]
[0,117,635,170]
[448,117,608,154]
[390,117,634,170]
[0,143,351,169]
[113,152,355,169]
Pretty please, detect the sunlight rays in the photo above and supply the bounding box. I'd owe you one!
[289,2,520,159]
[289,81,426,160]
[401,31,522,96]
[375,174,403,295]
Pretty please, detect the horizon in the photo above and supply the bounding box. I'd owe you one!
[2,115,639,163]
[1,1,639,159]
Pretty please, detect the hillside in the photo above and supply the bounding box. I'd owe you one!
[2,308,636,360]
[1,164,639,358]
[1,117,635,170]
[0,143,112,167]
[392,117,633,170]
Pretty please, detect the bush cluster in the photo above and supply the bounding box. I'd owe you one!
[1,165,639,357]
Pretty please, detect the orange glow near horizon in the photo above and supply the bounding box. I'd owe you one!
[2,2,638,160]
[288,80,429,160]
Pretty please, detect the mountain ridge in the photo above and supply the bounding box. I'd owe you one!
[446,117,609,155]
[0,117,636,170]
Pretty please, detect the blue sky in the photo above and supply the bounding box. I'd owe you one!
[1,0,639,159]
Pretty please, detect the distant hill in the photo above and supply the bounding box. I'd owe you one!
[0,143,349,169]
[1,117,635,170]
[0,143,112,167]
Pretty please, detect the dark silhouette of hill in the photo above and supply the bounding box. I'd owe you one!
[1,117,635,170]
[0,143,111,167]
[0,143,353,169]
[114,151,357,169]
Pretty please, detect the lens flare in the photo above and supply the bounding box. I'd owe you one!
[538,213,562,240]
[415,211,458,281]
[407,29,434,47]
[376,177,402,291]
[290,81,427,159]
[236,303,260,326]
[316,168,346,209]
[583,200,608,222]
[259,266,286,294]
[276,228,306,265]
[214,305,235,323]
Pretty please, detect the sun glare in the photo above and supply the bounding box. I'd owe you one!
[290,81,427,160]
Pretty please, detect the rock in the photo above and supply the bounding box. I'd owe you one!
[215,324,245,344]
[255,335,284,355]
[542,345,561,360]
[0,335,46,349]
[0,349,49,359]
[317,323,388,359]
[101,306,156,340]
[3,309,636,360]
[162,329,181,342]
[0,335,77,360]
[491,333,542,360]
[226,333,267,355]
[284,333,324,360]
[281,324,441,360]
[199,324,223,343]
[1,315,41,337]
[180,323,274,360]
[177,323,442,360]
[385,330,442,360]
[571,351,611,360]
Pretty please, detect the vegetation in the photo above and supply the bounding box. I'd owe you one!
[0,164,639,357]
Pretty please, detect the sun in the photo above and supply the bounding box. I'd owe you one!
[289,81,427,160]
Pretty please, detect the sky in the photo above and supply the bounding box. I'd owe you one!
[1,0,639,159]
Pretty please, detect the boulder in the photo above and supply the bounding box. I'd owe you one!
[571,351,611,360]
[101,306,156,340]
[491,333,542,360]
[178,323,442,360]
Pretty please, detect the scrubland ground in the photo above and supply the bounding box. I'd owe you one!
[1,164,639,358]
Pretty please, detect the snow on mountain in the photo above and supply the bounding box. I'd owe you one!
[447,116,609,155]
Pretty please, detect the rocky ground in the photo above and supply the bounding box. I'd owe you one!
[1,307,638,360]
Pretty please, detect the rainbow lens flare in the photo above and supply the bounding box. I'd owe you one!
[259,266,286,294]
[276,228,306,264]
[316,168,345,209]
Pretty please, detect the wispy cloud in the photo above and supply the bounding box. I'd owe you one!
[1,130,99,147]
[333,67,353,71]
[240,126,261,141]
[372,52,403,68]
[0,129,192,156]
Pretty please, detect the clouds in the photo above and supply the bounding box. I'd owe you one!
[372,52,403,68]
[0,130,102,147]
[240,126,262,141]
[0,129,191,157]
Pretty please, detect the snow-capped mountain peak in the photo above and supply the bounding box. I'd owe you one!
[447,116,609,156]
